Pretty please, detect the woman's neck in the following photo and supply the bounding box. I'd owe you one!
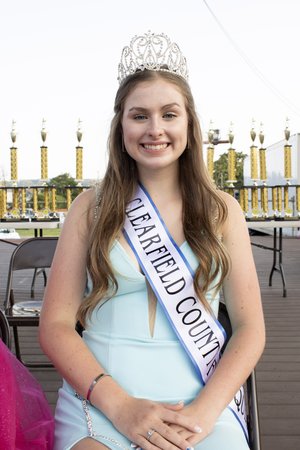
[138,167,181,205]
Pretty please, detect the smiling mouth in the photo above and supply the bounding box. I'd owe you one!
[142,143,169,151]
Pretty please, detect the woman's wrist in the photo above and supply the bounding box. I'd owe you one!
[87,372,112,404]
[89,375,130,420]
[191,390,224,423]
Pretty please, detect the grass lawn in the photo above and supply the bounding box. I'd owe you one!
[17,228,61,238]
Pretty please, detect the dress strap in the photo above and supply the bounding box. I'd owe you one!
[94,183,101,221]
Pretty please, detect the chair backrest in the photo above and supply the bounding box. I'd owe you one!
[0,309,10,346]
[8,237,58,271]
[218,301,232,352]
[4,237,58,310]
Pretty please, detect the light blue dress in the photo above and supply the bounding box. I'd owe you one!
[54,240,249,450]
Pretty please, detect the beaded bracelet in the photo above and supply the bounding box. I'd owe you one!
[86,373,111,403]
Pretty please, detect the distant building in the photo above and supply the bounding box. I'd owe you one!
[244,133,300,185]
[243,133,300,237]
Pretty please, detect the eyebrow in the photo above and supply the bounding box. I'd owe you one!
[128,102,181,112]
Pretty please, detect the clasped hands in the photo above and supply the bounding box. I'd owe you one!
[111,396,213,450]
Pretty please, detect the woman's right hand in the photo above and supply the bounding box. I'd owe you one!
[110,395,202,450]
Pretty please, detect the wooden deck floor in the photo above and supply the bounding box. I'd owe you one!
[1,234,300,450]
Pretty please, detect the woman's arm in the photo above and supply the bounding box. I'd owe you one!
[39,189,111,399]
[39,189,201,450]
[171,192,265,444]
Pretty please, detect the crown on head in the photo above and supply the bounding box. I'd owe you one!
[117,31,189,84]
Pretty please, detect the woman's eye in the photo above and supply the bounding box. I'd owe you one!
[163,112,176,119]
[134,114,147,120]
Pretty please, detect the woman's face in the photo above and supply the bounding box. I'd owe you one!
[121,78,188,176]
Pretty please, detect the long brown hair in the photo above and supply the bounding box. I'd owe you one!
[77,70,229,327]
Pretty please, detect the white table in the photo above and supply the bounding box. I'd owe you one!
[246,220,300,297]
[0,220,60,237]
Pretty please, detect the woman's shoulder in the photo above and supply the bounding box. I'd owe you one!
[61,186,99,234]
[217,190,241,210]
[69,185,98,214]
[215,190,246,236]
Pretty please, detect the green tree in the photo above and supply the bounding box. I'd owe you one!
[48,173,77,196]
[213,151,247,189]
[48,173,79,207]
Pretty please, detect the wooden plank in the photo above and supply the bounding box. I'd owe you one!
[260,405,300,419]
[251,236,300,449]
[261,437,300,450]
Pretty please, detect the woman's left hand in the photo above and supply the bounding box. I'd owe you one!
[166,400,216,445]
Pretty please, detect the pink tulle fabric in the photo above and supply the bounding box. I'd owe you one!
[0,340,54,450]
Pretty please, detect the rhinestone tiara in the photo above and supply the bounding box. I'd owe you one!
[117,31,189,84]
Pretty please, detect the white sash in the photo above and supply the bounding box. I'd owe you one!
[124,184,248,441]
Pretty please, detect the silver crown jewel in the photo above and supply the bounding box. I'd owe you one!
[118,31,189,84]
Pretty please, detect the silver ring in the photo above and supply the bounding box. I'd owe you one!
[146,429,155,441]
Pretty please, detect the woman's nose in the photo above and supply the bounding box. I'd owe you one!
[147,118,164,137]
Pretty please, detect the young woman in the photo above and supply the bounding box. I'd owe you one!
[39,31,265,450]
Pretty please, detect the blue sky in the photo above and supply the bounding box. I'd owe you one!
[0,0,299,180]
